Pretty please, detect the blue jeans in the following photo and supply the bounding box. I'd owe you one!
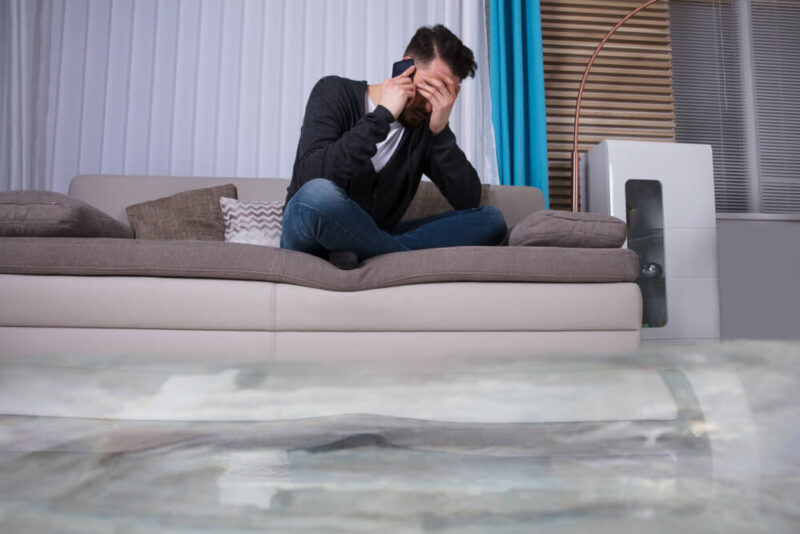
[280,178,508,261]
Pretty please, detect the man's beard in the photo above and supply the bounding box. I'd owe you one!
[398,108,429,128]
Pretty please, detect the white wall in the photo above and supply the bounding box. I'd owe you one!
[3,0,498,193]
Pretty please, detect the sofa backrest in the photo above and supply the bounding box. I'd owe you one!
[68,175,545,229]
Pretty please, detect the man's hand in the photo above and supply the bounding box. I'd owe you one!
[417,74,460,135]
[378,64,416,120]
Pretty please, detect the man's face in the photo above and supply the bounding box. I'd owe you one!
[398,57,459,128]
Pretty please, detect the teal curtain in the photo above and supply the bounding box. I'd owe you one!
[490,0,549,206]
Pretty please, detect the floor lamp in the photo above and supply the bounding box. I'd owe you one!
[571,0,665,212]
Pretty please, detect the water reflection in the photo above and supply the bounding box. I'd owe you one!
[0,341,798,532]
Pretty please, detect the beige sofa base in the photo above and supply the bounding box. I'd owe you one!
[0,327,641,363]
[0,273,642,361]
[1,275,642,330]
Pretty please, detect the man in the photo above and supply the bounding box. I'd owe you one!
[281,24,507,268]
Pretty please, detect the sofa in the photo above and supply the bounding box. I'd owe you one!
[0,175,642,362]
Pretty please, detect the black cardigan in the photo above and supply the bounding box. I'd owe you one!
[287,76,481,229]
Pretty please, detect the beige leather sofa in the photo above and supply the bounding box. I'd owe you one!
[0,175,642,362]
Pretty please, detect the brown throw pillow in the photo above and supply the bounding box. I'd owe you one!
[126,184,237,240]
[0,190,133,238]
[401,181,491,221]
[509,210,627,248]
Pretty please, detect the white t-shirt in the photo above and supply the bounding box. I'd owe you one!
[366,92,405,173]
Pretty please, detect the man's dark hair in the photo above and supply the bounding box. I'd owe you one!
[404,24,477,80]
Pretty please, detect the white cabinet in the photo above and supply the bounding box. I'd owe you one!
[583,140,720,343]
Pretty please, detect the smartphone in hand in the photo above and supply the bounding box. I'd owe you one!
[392,58,414,78]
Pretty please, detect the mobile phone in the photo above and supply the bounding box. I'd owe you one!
[392,58,414,78]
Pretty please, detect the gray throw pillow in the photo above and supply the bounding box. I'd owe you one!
[126,184,237,240]
[0,190,133,238]
[509,210,627,248]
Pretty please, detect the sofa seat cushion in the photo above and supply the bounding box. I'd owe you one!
[0,238,638,291]
[0,191,133,238]
[510,210,627,248]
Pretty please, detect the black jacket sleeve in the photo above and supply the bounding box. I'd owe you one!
[292,77,395,184]
[424,125,482,210]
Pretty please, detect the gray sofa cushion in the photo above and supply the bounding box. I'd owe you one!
[125,184,237,241]
[0,191,133,238]
[0,238,639,291]
[510,210,627,248]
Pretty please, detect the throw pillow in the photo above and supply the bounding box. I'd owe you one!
[0,190,133,238]
[401,181,491,221]
[125,184,237,240]
[509,210,627,248]
[220,197,284,248]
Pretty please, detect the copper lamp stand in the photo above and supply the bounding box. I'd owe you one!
[571,0,665,212]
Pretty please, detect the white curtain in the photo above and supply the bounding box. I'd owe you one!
[2,0,56,191]
[0,1,8,188]
[1,0,499,193]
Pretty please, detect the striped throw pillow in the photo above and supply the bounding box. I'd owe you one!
[219,197,284,248]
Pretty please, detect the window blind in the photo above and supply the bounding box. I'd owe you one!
[751,0,800,214]
[670,0,750,212]
[670,0,800,215]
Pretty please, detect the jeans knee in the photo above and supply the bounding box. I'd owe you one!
[284,178,354,240]
[292,178,346,206]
